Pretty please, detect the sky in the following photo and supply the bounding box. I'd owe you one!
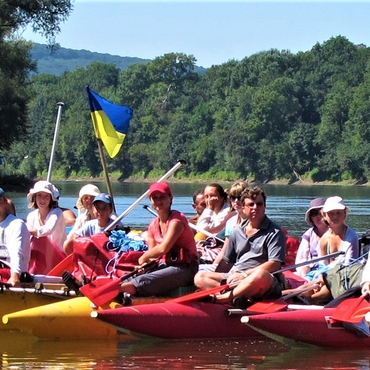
[21,0,370,68]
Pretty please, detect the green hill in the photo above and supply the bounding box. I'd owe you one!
[31,43,206,75]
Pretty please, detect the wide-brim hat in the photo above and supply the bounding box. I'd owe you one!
[27,181,56,202]
[305,197,326,226]
[76,184,101,209]
[323,196,347,213]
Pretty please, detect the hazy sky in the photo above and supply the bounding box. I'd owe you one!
[22,0,370,68]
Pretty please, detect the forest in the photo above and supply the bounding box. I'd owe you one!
[2,33,370,185]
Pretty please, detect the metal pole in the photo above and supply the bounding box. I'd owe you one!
[97,138,116,213]
[47,102,64,182]
[104,159,186,232]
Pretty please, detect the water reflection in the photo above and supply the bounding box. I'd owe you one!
[2,331,370,369]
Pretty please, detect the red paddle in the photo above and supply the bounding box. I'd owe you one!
[167,280,242,303]
[246,284,320,314]
[80,259,158,307]
[46,253,74,276]
[331,296,370,324]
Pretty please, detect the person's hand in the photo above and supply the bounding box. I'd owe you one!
[226,272,244,285]
[362,282,370,296]
[138,255,148,266]
[7,276,21,287]
[205,195,219,211]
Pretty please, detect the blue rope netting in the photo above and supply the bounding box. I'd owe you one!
[105,230,148,274]
[107,230,148,253]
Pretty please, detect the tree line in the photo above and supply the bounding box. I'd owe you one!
[2,31,370,183]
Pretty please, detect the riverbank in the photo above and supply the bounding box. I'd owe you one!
[2,174,367,193]
[55,176,367,187]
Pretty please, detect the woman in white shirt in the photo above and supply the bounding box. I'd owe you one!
[26,181,67,274]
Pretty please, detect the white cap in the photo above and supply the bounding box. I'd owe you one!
[322,196,346,213]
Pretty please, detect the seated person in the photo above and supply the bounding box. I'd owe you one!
[188,188,205,227]
[283,197,360,304]
[26,180,67,252]
[53,185,76,227]
[117,182,199,297]
[319,196,358,264]
[361,256,370,296]
[68,184,101,236]
[63,192,115,255]
[295,198,328,278]
[0,188,31,286]
[195,183,235,239]
[198,181,248,269]
[194,187,286,306]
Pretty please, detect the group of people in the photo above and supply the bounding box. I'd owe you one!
[0,180,117,283]
[2,178,370,309]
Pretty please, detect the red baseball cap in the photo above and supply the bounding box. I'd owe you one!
[148,182,172,196]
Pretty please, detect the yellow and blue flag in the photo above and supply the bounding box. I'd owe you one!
[86,86,133,158]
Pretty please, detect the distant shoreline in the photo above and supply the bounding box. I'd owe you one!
[46,176,369,187]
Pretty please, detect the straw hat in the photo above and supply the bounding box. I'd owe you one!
[27,181,56,202]
[75,184,100,210]
[304,198,326,226]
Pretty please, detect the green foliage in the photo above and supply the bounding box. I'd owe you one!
[3,34,370,183]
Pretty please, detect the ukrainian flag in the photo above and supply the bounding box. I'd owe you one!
[86,86,133,158]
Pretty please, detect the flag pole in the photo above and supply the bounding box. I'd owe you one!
[47,102,64,182]
[97,138,116,213]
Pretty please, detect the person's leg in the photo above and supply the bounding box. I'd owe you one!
[128,264,197,297]
[215,269,277,304]
[194,270,225,290]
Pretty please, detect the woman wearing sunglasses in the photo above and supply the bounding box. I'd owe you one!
[295,198,329,278]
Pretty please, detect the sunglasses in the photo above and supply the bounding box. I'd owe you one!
[244,201,264,208]
[229,195,241,202]
[310,209,321,217]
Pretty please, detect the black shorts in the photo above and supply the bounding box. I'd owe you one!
[252,275,282,302]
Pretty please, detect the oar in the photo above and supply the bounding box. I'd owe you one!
[274,250,344,274]
[79,259,159,307]
[331,296,370,324]
[168,251,344,304]
[167,280,240,303]
[143,205,225,243]
[105,159,186,232]
[246,284,320,314]
[46,253,74,276]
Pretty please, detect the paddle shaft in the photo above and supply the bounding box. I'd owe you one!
[274,250,345,275]
[143,205,225,243]
[105,159,186,232]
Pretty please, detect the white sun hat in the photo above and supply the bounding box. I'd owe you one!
[27,181,56,202]
[75,184,101,210]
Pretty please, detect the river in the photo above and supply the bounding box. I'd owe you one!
[3,182,370,369]
[9,181,370,238]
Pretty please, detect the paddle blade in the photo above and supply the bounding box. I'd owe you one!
[80,277,121,307]
[46,253,74,276]
[331,296,370,324]
[167,283,230,303]
[247,298,288,314]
